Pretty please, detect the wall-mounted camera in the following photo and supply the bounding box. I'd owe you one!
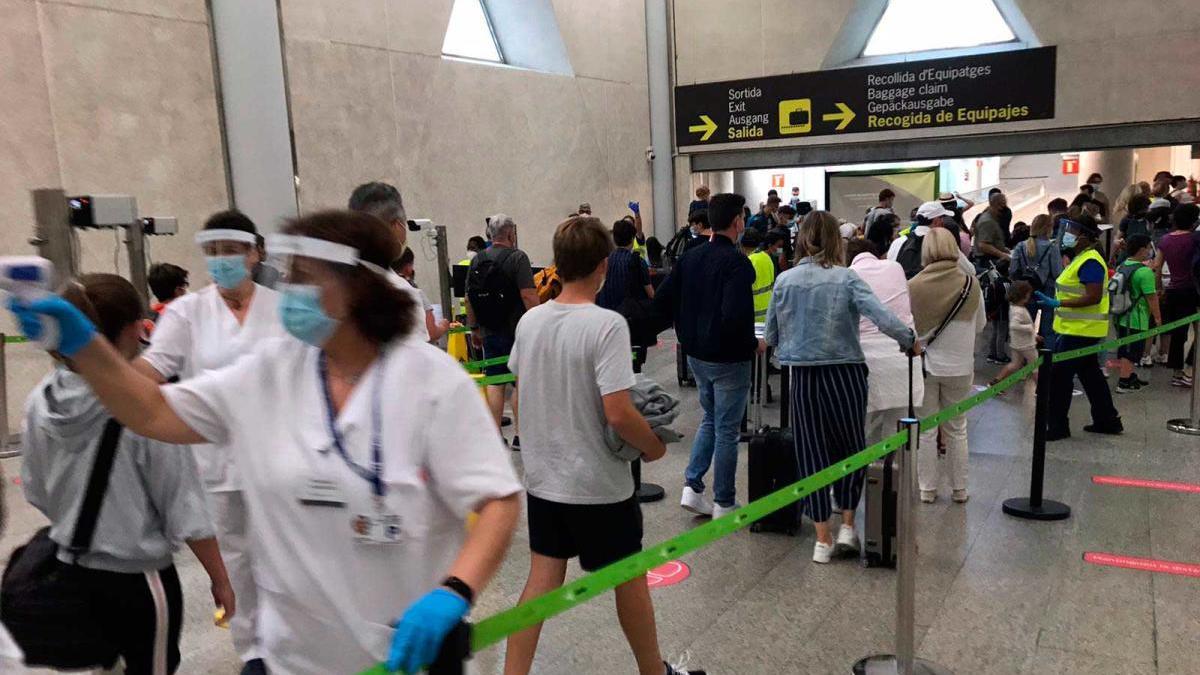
[141,216,178,236]
[67,194,137,228]
[407,218,434,232]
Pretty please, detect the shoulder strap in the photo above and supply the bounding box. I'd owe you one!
[1034,241,1052,266]
[66,418,124,561]
[924,274,973,348]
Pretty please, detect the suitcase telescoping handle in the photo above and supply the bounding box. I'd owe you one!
[907,354,915,419]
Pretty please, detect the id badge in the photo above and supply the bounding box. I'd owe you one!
[352,512,403,545]
[298,476,348,508]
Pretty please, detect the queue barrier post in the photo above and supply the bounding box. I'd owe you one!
[853,418,952,675]
[0,334,18,459]
[1166,316,1200,436]
[1002,349,1071,521]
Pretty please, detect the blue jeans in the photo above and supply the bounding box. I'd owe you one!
[685,357,751,507]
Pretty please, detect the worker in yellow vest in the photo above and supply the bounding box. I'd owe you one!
[741,229,777,323]
[1036,215,1122,440]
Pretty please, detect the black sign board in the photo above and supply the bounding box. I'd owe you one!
[675,46,1056,147]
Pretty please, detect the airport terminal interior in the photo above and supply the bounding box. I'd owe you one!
[1,0,1199,674]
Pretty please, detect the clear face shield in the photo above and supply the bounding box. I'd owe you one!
[195,229,257,289]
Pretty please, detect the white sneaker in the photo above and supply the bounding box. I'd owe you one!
[712,502,741,519]
[812,541,834,564]
[920,490,937,504]
[834,524,859,555]
[680,486,713,516]
[952,489,969,504]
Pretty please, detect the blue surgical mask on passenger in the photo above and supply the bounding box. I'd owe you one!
[1061,232,1078,249]
[206,255,249,290]
[279,284,338,347]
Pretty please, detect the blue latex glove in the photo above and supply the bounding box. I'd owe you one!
[387,588,469,674]
[628,201,640,215]
[1033,291,1061,309]
[7,296,97,356]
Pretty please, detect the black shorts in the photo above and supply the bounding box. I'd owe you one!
[1116,325,1146,362]
[527,494,643,571]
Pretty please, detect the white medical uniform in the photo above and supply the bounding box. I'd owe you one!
[388,270,431,342]
[141,283,288,661]
[162,337,521,675]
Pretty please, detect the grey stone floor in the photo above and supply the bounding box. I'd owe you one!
[2,334,1197,674]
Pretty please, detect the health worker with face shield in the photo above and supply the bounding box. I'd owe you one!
[134,210,287,674]
[10,210,523,674]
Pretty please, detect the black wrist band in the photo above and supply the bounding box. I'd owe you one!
[441,576,475,606]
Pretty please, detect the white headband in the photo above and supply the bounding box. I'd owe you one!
[266,234,388,276]
[195,229,257,246]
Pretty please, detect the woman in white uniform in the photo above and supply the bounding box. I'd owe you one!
[9,210,524,674]
[135,210,287,673]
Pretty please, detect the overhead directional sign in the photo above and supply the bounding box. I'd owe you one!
[675,46,1056,147]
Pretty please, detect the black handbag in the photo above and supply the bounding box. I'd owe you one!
[1,419,124,669]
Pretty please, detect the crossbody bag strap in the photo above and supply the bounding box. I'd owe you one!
[66,418,124,561]
[923,274,973,348]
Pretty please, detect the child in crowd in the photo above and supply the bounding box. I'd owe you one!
[1115,234,1161,393]
[991,280,1040,388]
[504,216,701,675]
[17,274,232,674]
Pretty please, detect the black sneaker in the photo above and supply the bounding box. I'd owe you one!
[501,415,513,427]
[1134,375,1151,387]
[1045,428,1071,442]
[1116,378,1139,394]
[510,435,521,451]
[241,660,268,675]
[1084,421,1124,435]
[665,659,705,675]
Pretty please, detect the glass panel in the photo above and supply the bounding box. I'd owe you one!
[442,0,503,63]
[863,0,1016,57]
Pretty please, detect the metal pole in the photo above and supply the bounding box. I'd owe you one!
[1167,317,1200,436]
[435,225,453,327]
[0,335,14,459]
[30,188,78,280]
[125,217,149,311]
[1003,349,1071,520]
[853,419,951,675]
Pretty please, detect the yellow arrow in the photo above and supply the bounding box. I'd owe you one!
[821,102,856,131]
[688,115,718,142]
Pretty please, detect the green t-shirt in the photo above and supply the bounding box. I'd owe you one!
[1116,260,1157,331]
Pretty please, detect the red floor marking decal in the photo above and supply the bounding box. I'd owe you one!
[1091,475,1200,494]
[1084,552,1200,578]
[646,561,690,588]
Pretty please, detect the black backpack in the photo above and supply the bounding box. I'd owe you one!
[663,227,693,271]
[466,249,521,332]
[616,254,660,348]
[896,231,925,280]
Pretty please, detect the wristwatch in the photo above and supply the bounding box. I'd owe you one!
[441,576,475,606]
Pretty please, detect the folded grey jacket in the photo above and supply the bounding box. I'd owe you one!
[605,374,684,461]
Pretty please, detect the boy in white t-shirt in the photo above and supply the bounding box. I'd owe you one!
[504,217,702,675]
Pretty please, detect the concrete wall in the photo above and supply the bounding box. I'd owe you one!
[278,0,654,294]
[672,0,1200,150]
[0,0,228,430]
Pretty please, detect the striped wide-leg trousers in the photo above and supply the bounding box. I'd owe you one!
[790,362,870,524]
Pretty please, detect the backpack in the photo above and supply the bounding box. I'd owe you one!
[616,254,660,348]
[896,231,925,279]
[533,265,562,304]
[466,249,521,332]
[1108,262,1144,318]
[1013,241,1053,291]
[663,227,693,271]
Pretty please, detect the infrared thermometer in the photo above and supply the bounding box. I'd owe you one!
[0,257,59,350]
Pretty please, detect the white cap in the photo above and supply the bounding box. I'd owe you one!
[1149,198,1173,210]
[916,201,954,220]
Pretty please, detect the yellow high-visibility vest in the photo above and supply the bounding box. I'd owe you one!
[1052,248,1110,338]
[749,251,776,322]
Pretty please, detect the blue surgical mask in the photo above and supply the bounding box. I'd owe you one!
[206,255,249,290]
[279,284,338,347]
[1061,232,1078,249]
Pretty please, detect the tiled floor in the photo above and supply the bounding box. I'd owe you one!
[2,335,1197,674]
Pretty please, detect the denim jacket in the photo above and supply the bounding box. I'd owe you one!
[765,257,915,366]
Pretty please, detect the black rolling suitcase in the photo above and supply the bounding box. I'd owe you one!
[861,355,915,568]
[746,354,799,535]
[676,344,695,387]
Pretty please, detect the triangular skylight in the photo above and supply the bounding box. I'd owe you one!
[442,0,503,63]
[863,0,1016,57]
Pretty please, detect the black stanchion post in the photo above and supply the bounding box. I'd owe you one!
[427,621,471,675]
[634,459,665,503]
[1002,348,1071,520]
[1166,315,1200,436]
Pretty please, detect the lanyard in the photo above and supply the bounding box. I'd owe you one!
[317,352,385,499]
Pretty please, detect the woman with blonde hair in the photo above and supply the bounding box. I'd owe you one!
[1110,184,1140,226]
[1008,213,1062,339]
[765,211,919,564]
[908,228,986,503]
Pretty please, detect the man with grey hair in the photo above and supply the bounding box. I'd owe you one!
[466,214,539,447]
[347,181,429,341]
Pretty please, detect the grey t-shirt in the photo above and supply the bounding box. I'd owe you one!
[973,211,1007,259]
[508,301,637,504]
